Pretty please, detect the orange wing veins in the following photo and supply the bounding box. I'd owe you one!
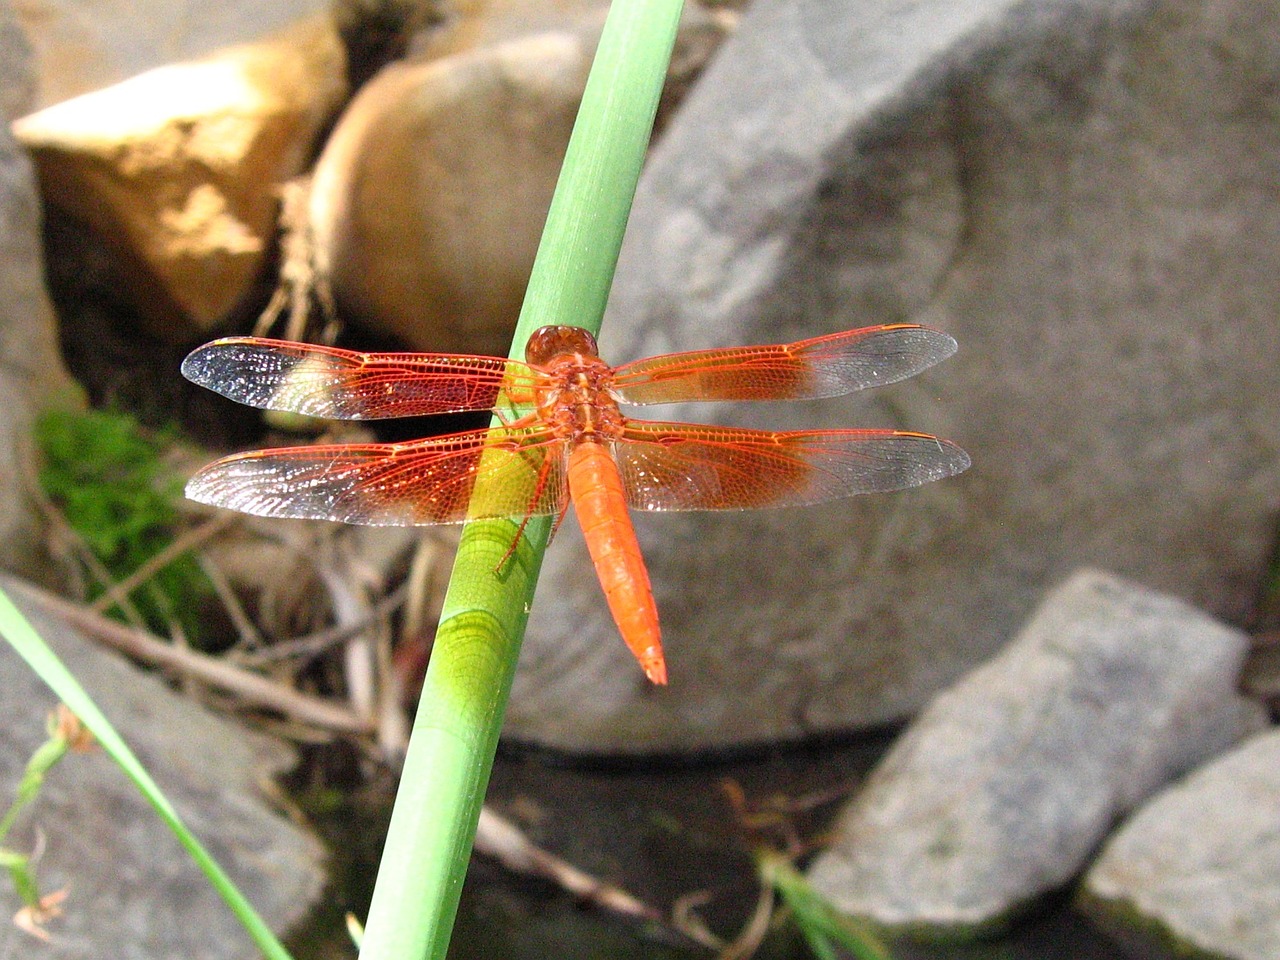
[612,422,970,511]
[181,337,542,419]
[185,426,571,526]
[610,323,956,405]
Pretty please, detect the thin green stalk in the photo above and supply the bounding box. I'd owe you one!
[357,0,685,957]
[0,586,292,960]
[761,852,892,960]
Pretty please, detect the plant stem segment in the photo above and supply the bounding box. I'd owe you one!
[357,0,685,957]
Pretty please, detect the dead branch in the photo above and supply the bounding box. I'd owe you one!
[9,581,372,735]
[474,806,662,926]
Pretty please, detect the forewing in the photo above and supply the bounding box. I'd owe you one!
[611,324,957,405]
[186,427,569,525]
[614,421,970,511]
[181,337,541,419]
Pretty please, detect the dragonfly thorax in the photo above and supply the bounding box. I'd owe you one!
[533,356,625,442]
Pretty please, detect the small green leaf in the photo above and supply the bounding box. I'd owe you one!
[762,851,894,960]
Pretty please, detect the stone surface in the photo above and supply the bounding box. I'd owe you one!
[13,0,334,109]
[14,15,348,336]
[805,570,1263,936]
[1080,728,1280,960]
[502,0,1280,751]
[0,40,78,584]
[0,0,36,119]
[0,575,325,958]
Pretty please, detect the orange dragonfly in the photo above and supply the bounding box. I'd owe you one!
[182,324,969,685]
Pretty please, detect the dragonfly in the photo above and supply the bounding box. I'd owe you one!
[182,323,970,685]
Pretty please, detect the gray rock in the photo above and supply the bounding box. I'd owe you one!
[805,570,1262,935]
[1081,728,1280,960]
[0,64,77,584]
[505,0,1280,751]
[0,0,36,120]
[0,576,325,958]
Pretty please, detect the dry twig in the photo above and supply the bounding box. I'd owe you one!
[9,581,372,735]
[474,806,662,925]
[86,512,239,616]
[233,583,408,667]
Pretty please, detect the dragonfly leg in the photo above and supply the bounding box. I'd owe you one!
[548,501,571,543]
[493,448,562,577]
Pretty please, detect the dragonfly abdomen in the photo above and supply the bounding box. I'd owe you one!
[567,440,666,684]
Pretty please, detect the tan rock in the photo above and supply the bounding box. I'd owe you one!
[14,15,348,338]
[413,0,734,128]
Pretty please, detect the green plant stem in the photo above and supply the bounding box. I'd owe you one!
[356,1,685,957]
[0,735,69,845]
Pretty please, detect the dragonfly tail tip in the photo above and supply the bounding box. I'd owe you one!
[644,660,668,685]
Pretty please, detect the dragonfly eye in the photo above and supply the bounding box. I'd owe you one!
[525,325,600,365]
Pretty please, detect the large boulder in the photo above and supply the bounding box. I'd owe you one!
[503,0,1280,751]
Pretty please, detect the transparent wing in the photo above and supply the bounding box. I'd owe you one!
[611,324,957,405]
[186,426,570,526]
[613,421,970,511]
[181,337,541,419]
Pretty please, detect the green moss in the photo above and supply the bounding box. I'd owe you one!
[34,407,213,644]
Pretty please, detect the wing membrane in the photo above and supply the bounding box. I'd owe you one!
[614,421,970,511]
[186,427,569,525]
[181,337,541,419]
[611,324,957,405]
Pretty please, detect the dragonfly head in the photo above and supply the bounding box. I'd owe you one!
[525,325,600,366]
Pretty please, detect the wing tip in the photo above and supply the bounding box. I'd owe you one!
[926,327,959,362]
[184,458,308,520]
[907,433,971,485]
[181,337,276,393]
[880,324,959,367]
[179,343,216,388]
